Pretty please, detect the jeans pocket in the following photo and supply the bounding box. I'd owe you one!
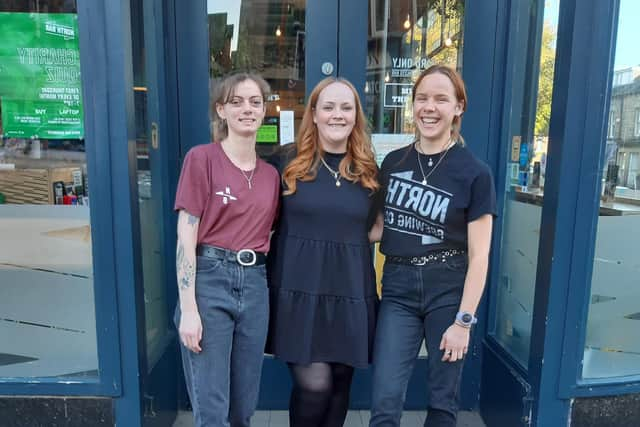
[196,255,222,274]
[444,256,468,273]
[256,264,267,279]
[381,263,414,299]
[381,261,402,278]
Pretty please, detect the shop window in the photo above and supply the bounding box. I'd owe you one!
[583,0,640,378]
[0,1,98,379]
[491,0,559,367]
[207,0,307,157]
[366,0,465,165]
[366,0,465,357]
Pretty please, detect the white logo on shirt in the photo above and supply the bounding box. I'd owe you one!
[383,171,451,245]
[215,186,237,205]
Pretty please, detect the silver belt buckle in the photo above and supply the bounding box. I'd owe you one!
[236,249,257,266]
[413,257,427,266]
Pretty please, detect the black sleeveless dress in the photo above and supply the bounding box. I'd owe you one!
[266,149,378,368]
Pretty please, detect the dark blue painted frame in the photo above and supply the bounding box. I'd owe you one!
[457,0,506,408]
[140,0,180,372]
[162,0,181,315]
[483,0,546,376]
[482,0,530,374]
[480,0,640,424]
[306,0,339,95]
[554,0,640,399]
[174,0,209,156]
[524,0,637,423]
[338,0,366,99]
[0,0,143,399]
[77,1,147,423]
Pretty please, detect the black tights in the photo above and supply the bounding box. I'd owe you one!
[288,362,354,427]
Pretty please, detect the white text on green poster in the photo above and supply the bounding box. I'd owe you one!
[0,12,84,139]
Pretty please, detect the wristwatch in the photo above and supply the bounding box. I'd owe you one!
[455,311,478,328]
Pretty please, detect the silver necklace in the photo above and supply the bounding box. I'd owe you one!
[320,156,342,187]
[240,163,256,189]
[416,139,454,186]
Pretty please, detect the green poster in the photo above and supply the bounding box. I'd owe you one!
[256,124,278,144]
[0,12,84,139]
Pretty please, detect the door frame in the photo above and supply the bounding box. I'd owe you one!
[168,0,503,411]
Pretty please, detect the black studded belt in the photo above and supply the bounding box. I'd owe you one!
[196,244,266,266]
[386,249,466,266]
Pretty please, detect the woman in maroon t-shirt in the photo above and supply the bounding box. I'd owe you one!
[173,73,279,427]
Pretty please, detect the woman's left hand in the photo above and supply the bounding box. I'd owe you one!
[439,323,470,362]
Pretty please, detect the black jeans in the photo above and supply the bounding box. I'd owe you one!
[369,255,468,427]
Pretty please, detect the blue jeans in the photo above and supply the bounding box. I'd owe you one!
[369,256,468,427]
[175,255,269,427]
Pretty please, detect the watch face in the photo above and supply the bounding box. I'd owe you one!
[462,313,472,323]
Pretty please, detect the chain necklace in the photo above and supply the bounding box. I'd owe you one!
[416,139,454,186]
[320,156,342,187]
[240,162,256,189]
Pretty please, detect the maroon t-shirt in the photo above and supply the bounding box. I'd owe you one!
[174,143,280,253]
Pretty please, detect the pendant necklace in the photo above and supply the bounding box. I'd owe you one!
[239,161,256,189]
[320,156,342,187]
[222,140,256,189]
[416,139,454,186]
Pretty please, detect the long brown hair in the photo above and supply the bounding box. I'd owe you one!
[412,65,467,144]
[282,78,379,195]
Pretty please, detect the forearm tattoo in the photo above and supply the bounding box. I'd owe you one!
[176,241,195,290]
[187,213,198,226]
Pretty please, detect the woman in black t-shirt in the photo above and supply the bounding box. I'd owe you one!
[369,65,497,427]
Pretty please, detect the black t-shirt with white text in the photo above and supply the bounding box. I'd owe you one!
[376,143,496,257]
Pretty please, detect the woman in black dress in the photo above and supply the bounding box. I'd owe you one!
[266,77,379,427]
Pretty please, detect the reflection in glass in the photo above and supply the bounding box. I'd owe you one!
[207,0,306,157]
[368,0,465,358]
[583,0,640,379]
[492,0,558,367]
[129,0,170,370]
[0,1,98,379]
[366,0,464,164]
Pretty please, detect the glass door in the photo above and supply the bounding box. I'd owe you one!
[207,0,309,157]
[366,0,464,163]
[172,0,484,412]
[173,0,321,410]
[130,0,179,424]
[365,0,467,410]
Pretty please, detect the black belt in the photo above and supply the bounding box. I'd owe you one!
[386,249,466,266]
[196,244,266,266]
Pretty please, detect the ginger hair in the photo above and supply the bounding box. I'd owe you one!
[282,78,379,195]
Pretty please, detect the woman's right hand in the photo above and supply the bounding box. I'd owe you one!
[368,212,384,243]
[179,310,203,353]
